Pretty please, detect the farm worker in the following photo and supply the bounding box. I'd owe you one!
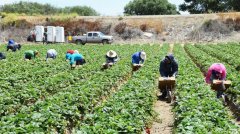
[159,54,178,77]
[69,51,86,68]
[105,50,119,64]
[0,52,6,60]
[7,39,21,52]
[131,51,146,66]
[43,32,48,44]
[65,49,75,61]
[205,63,227,84]
[205,63,227,98]
[24,50,39,60]
[46,49,57,61]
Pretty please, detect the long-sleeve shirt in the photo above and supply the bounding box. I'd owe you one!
[205,63,226,84]
[132,52,144,64]
[46,49,57,59]
[65,50,75,60]
[106,55,119,63]
[69,53,84,65]
[159,55,178,77]
[25,50,35,59]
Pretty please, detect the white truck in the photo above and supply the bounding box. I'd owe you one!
[72,31,113,45]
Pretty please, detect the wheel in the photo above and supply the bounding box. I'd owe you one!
[166,89,172,103]
[76,40,85,45]
[102,40,108,45]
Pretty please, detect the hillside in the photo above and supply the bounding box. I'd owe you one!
[0,12,240,44]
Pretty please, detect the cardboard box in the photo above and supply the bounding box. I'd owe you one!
[158,77,176,90]
[211,80,231,91]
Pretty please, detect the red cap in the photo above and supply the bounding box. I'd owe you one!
[67,50,74,54]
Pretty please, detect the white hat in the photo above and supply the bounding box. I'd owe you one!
[140,51,146,60]
[74,50,79,54]
[107,50,117,58]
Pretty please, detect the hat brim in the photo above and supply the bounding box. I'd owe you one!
[107,52,117,58]
[140,55,146,60]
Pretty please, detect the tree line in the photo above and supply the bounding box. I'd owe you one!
[0,1,99,16]
[1,0,240,16]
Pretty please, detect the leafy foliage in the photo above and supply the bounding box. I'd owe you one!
[124,0,178,15]
[0,1,99,16]
[179,0,240,14]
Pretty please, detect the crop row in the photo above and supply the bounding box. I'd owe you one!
[72,44,168,133]
[173,44,239,133]
[193,44,240,106]
[0,44,159,133]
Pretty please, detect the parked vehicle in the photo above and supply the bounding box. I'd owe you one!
[72,31,113,45]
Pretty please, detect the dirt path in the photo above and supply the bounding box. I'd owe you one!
[149,91,174,134]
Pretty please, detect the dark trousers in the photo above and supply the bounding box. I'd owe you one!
[76,59,86,65]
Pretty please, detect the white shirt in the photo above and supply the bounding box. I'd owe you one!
[47,49,57,57]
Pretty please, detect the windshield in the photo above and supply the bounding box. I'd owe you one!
[99,32,105,36]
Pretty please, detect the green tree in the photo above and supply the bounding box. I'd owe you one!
[62,6,99,16]
[179,0,240,14]
[0,1,99,16]
[124,0,178,15]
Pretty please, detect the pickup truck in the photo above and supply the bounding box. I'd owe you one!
[72,31,113,45]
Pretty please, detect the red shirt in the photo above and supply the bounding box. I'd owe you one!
[67,50,74,54]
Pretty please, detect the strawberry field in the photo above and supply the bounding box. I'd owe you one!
[0,43,239,133]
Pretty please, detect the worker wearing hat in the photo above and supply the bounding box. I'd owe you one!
[69,50,86,68]
[65,50,75,61]
[106,50,119,64]
[7,39,21,52]
[159,53,178,77]
[102,50,119,69]
[132,51,146,66]
[46,49,57,61]
[24,50,39,60]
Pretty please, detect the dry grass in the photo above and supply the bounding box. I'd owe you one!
[124,19,163,34]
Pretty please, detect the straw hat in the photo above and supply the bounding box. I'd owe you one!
[107,50,117,58]
[140,51,146,60]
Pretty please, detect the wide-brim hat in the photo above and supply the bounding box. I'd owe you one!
[107,50,117,58]
[140,51,146,60]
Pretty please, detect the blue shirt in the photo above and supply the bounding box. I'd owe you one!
[132,52,144,64]
[69,53,83,65]
[66,53,72,60]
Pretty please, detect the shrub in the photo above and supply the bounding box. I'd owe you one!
[114,22,127,34]
[140,24,148,32]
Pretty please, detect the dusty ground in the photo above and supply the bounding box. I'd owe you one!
[150,91,174,134]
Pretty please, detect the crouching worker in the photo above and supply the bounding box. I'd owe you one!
[46,49,57,61]
[102,50,119,69]
[69,51,86,68]
[159,54,178,99]
[131,51,146,71]
[7,39,21,52]
[205,63,227,98]
[65,49,75,61]
[0,52,6,60]
[24,50,39,60]
[160,54,178,77]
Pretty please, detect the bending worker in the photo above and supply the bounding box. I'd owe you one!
[69,51,86,68]
[24,50,39,60]
[132,51,146,66]
[7,39,21,52]
[65,49,75,61]
[104,50,119,65]
[0,52,6,60]
[205,63,227,98]
[46,49,57,61]
[159,54,178,77]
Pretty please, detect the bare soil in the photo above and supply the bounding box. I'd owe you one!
[150,91,174,134]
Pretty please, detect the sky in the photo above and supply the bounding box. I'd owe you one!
[1,0,187,16]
